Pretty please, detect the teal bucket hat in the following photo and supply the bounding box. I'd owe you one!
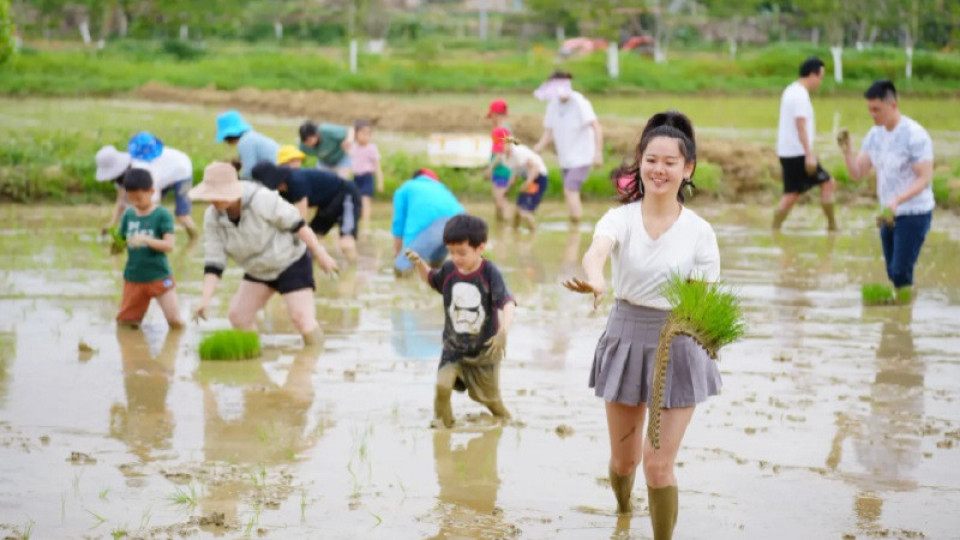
[216,110,252,142]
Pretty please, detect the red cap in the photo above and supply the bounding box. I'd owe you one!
[486,99,508,118]
[417,168,439,182]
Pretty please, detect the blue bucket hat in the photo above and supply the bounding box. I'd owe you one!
[216,110,252,142]
[128,132,164,162]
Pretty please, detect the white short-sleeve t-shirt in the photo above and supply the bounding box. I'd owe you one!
[131,147,193,202]
[543,91,598,169]
[504,144,548,177]
[861,115,935,216]
[593,202,721,310]
[776,81,814,158]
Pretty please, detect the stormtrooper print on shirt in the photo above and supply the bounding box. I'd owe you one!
[429,259,513,366]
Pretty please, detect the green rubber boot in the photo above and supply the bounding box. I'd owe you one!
[647,485,678,540]
[609,466,636,515]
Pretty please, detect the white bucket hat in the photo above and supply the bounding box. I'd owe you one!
[94,145,132,181]
[189,162,244,201]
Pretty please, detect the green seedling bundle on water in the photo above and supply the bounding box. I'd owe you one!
[198,329,261,361]
[648,276,746,449]
[862,283,895,305]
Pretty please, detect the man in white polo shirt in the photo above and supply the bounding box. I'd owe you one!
[533,71,603,224]
[773,56,838,231]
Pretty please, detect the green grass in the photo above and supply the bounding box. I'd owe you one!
[661,275,746,353]
[198,329,261,361]
[167,484,200,510]
[862,283,895,305]
[4,41,960,97]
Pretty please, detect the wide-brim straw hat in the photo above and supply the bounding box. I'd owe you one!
[94,145,132,181]
[189,162,244,201]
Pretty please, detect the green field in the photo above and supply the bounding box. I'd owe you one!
[4,40,960,97]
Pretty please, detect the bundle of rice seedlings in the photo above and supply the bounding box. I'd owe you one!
[648,275,746,449]
[862,283,895,306]
[875,207,895,229]
[198,329,261,361]
[108,226,126,255]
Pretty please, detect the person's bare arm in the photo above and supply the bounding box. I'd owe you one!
[796,117,816,172]
[294,198,309,219]
[375,159,385,192]
[561,236,614,309]
[298,224,338,274]
[591,119,604,166]
[889,161,934,213]
[404,249,431,283]
[499,301,516,333]
[142,232,175,253]
[194,273,220,321]
[107,188,126,229]
[533,130,553,154]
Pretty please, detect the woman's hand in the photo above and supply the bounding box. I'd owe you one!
[314,248,340,277]
[562,276,605,309]
[193,302,208,322]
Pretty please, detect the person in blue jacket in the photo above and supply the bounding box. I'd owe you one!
[392,168,465,276]
[215,110,280,180]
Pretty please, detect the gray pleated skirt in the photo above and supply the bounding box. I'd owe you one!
[590,300,722,407]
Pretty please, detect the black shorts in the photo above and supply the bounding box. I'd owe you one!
[780,156,832,194]
[309,182,362,238]
[243,252,315,294]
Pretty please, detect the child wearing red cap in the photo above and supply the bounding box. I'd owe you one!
[483,99,513,221]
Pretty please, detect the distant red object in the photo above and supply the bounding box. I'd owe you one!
[622,36,654,51]
[559,37,609,57]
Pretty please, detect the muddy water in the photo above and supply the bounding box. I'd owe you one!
[1,201,959,539]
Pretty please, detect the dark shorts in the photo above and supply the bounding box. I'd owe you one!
[353,173,375,198]
[118,277,175,323]
[310,182,362,238]
[243,252,315,294]
[161,178,193,216]
[780,156,831,194]
[516,173,548,212]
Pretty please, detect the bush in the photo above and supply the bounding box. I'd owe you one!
[0,0,13,66]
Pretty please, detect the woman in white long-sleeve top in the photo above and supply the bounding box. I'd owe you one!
[189,162,339,345]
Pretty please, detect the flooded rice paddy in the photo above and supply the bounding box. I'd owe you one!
[0,201,959,539]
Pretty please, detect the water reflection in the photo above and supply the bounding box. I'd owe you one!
[428,428,506,539]
[827,307,924,532]
[391,308,441,360]
[197,346,323,521]
[108,327,182,462]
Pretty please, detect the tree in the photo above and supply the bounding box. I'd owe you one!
[0,0,13,65]
[701,0,765,58]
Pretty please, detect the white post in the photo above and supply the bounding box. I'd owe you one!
[654,40,667,63]
[179,24,188,40]
[349,38,358,73]
[607,42,619,78]
[275,22,283,40]
[118,11,127,37]
[905,46,914,79]
[728,36,737,59]
[556,25,565,42]
[479,1,488,40]
[79,20,92,45]
[830,46,843,83]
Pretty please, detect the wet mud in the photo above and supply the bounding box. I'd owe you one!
[0,202,959,538]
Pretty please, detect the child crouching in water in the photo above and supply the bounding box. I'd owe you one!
[116,169,184,329]
[405,214,515,427]
[503,137,549,231]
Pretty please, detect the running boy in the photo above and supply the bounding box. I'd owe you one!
[502,137,549,231]
[405,214,515,428]
[349,119,384,227]
[483,99,513,221]
[116,168,184,329]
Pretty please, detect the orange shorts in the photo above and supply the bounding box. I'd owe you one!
[117,277,176,323]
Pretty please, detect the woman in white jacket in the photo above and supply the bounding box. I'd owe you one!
[189,162,338,345]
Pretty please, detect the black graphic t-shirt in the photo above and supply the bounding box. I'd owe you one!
[429,259,514,364]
